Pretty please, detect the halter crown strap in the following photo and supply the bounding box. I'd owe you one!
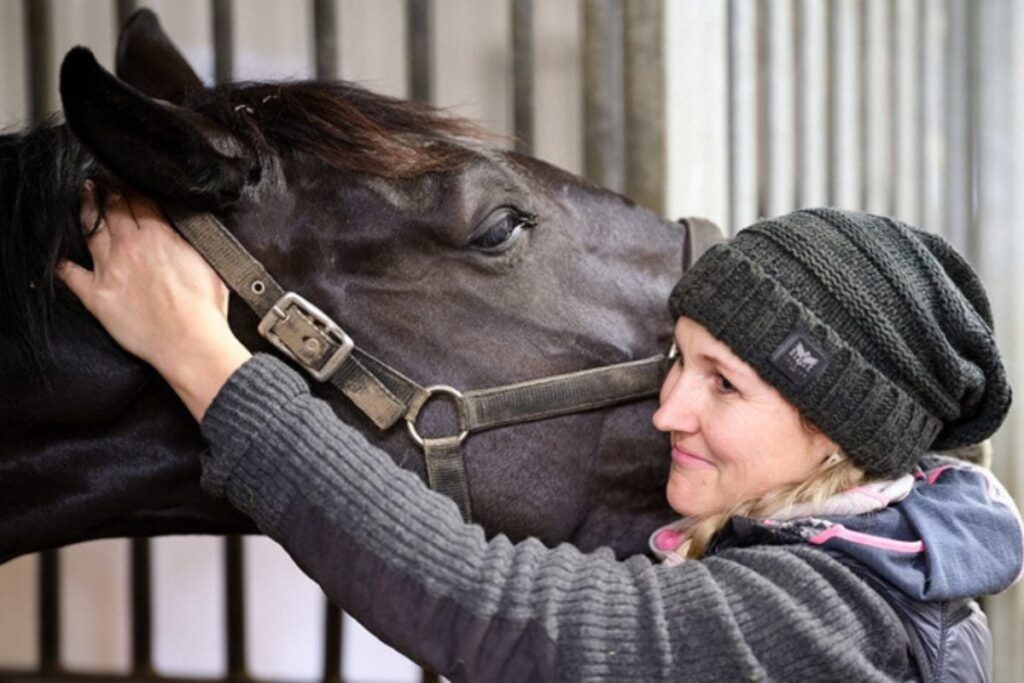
[165,209,416,429]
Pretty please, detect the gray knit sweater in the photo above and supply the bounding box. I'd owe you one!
[199,353,915,681]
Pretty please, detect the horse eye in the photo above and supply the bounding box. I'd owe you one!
[471,208,536,254]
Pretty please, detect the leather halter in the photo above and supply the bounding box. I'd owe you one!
[165,208,724,522]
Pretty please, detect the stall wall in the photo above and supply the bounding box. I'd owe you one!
[1,1,1022,681]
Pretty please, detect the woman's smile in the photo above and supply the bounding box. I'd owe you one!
[653,316,841,517]
[671,446,716,469]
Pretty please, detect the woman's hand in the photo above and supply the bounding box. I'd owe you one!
[57,185,252,422]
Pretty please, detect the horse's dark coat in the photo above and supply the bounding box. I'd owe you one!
[0,11,687,563]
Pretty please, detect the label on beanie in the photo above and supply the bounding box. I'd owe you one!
[771,328,830,388]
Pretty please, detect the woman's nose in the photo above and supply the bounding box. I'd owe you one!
[652,372,701,434]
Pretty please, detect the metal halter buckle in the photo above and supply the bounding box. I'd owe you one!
[257,292,354,382]
[405,385,470,448]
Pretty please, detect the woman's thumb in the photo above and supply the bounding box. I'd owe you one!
[55,260,91,304]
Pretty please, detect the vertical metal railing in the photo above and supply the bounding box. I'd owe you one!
[212,0,234,88]
[944,0,974,258]
[22,0,59,677]
[311,4,344,680]
[37,549,59,675]
[407,0,432,102]
[130,539,153,676]
[119,11,152,678]
[23,0,54,123]
[824,0,838,208]
[9,0,1021,681]
[511,0,534,154]
[623,0,665,212]
[754,0,768,219]
[583,0,624,194]
[117,0,137,27]
[314,0,338,82]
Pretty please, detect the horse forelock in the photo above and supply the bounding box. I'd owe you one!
[188,80,496,179]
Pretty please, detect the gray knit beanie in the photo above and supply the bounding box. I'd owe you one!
[669,208,1012,478]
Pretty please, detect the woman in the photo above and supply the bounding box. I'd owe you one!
[57,193,1021,681]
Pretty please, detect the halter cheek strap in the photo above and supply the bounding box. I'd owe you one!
[165,208,723,522]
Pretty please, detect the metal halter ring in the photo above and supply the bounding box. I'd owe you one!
[405,385,470,448]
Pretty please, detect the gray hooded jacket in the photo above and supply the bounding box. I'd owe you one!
[198,353,1022,681]
[653,454,1024,681]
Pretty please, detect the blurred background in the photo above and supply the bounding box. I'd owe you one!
[1,0,1021,681]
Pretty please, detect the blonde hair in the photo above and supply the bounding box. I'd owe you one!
[680,453,868,560]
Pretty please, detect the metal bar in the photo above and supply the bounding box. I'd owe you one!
[944,0,972,255]
[130,539,152,674]
[314,0,338,81]
[407,0,433,102]
[583,0,625,193]
[214,9,241,678]
[726,0,737,233]
[38,550,60,672]
[321,600,341,683]
[755,0,768,219]
[623,0,665,212]
[1,672,313,683]
[793,0,803,209]
[964,0,979,263]
[511,0,534,155]
[922,0,947,237]
[887,0,898,216]
[23,0,54,124]
[212,0,234,86]
[825,0,837,206]
[857,0,867,210]
[116,0,138,28]
[915,0,927,227]
[224,535,247,679]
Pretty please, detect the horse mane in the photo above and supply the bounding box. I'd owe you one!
[191,80,487,178]
[0,123,90,384]
[0,80,488,381]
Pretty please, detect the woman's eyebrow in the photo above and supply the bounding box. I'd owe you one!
[699,352,748,377]
[674,342,747,376]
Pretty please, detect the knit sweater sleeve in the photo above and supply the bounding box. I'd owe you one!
[198,353,914,682]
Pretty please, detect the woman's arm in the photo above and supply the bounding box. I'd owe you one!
[198,351,914,682]
[57,194,913,681]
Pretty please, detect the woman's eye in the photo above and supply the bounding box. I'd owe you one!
[717,375,736,393]
[471,208,536,253]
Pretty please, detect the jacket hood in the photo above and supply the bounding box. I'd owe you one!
[650,454,1024,602]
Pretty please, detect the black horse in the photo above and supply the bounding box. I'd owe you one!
[1,11,693,563]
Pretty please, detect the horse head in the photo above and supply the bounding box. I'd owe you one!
[0,10,688,562]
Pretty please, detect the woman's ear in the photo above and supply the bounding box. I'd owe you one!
[821,450,846,468]
[60,47,251,213]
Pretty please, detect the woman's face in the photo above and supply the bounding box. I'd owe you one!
[652,316,839,517]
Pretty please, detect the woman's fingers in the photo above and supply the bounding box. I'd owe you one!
[55,259,94,311]
[79,182,110,261]
[101,192,143,249]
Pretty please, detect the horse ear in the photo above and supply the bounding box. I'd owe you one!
[115,9,204,105]
[60,47,249,212]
